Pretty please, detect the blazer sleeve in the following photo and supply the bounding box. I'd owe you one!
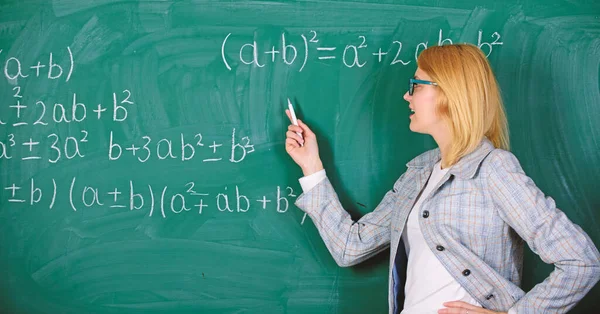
[486,149,600,313]
[294,173,406,267]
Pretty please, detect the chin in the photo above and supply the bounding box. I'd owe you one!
[409,123,419,133]
[409,124,428,134]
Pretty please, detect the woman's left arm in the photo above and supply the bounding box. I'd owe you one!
[486,149,600,313]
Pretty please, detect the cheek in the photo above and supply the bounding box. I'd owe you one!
[415,94,439,118]
[421,91,438,107]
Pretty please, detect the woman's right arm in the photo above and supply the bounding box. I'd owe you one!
[285,111,404,267]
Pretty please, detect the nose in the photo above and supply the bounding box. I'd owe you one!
[403,91,411,101]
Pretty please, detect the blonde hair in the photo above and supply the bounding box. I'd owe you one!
[417,43,510,166]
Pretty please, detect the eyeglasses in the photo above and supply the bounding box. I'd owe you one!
[409,78,438,96]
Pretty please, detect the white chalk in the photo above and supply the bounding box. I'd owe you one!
[287,98,304,147]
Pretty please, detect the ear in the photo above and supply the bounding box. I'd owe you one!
[434,88,451,118]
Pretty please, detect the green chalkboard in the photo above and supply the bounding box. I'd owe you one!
[1,1,599,313]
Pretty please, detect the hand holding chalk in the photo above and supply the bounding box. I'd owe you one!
[287,99,304,146]
[284,99,324,176]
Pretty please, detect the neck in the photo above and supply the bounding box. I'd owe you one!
[431,131,452,169]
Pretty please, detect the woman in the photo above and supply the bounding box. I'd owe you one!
[284,44,600,314]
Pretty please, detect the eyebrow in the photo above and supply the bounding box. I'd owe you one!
[414,75,421,79]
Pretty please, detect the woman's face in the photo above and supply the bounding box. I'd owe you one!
[403,68,445,135]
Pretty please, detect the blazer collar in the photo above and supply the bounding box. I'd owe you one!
[406,137,496,179]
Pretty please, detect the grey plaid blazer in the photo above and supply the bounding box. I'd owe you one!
[294,137,600,313]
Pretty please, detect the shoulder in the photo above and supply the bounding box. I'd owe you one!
[480,148,529,185]
[483,148,522,171]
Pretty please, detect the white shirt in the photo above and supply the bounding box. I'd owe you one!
[400,161,481,313]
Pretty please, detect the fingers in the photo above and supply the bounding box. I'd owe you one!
[297,119,314,137]
[442,301,480,311]
[287,124,303,134]
[286,130,304,145]
[438,309,468,314]
[438,301,489,314]
[284,109,313,146]
[286,138,300,149]
[438,309,475,314]
[286,110,307,135]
